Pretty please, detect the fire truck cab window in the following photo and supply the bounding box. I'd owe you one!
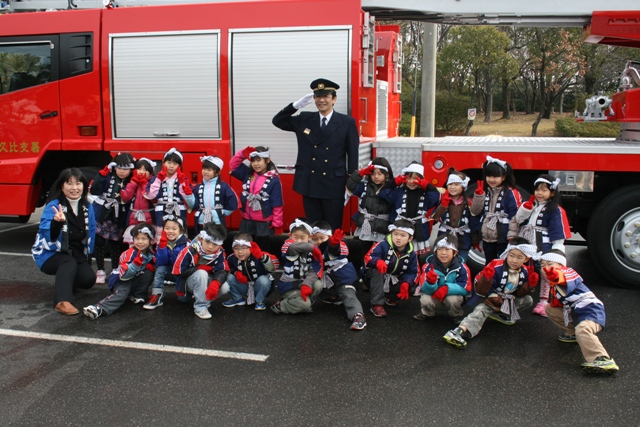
[0,43,51,94]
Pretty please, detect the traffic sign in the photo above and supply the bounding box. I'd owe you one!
[467,108,476,121]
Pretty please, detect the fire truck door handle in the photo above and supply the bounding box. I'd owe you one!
[360,97,368,123]
[40,111,58,119]
[153,131,180,137]
[275,165,296,170]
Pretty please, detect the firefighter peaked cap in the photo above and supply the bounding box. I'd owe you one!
[311,78,339,96]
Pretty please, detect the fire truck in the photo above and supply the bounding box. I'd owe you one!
[2,0,640,287]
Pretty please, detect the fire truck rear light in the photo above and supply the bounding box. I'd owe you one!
[79,126,97,136]
[433,159,444,170]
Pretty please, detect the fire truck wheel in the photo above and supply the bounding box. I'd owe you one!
[587,185,640,289]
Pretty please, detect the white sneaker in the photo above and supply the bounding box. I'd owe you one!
[195,308,212,319]
[95,270,106,284]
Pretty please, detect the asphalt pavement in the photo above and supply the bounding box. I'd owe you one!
[1,218,639,426]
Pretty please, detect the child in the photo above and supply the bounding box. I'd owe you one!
[145,147,196,236]
[312,221,367,330]
[91,152,135,284]
[172,222,229,319]
[379,161,440,257]
[509,174,572,317]
[415,234,471,324]
[364,219,419,318]
[346,157,394,255]
[271,218,323,315]
[83,223,155,319]
[431,168,479,262]
[541,249,618,374]
[121,158,156,245]
[143,215,190,309]
[470,155,522,265]
[230,146,284,250]
[192,155,239,233]
[443,237,538,348]
[223,233,277,311]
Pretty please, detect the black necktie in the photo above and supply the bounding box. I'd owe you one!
[321,117,327,129]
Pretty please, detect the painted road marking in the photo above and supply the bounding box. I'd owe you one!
[0,251,32,257]
[0,223,38,234]
[0,328,269,362]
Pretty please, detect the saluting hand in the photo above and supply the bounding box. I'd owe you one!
[293,92,314,109]
[52,204,66,222]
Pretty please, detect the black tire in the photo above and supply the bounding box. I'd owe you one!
[587,185,640,289]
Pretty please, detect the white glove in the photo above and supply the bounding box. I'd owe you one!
[293,92,315,109]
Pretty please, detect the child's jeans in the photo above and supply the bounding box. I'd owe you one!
[97,270,153,315]
[151,265,176,295]
[185,270,229,312]
[227,273,272,304]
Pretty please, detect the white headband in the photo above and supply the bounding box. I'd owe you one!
[540,252,567,266]
[435,237,457,251]
[388,224,415,236]
[312,227,332,236]
[137,226,155,239]
[199,230,224,246]
[200,155,224,171]
[164,147,184,161]
[534,177,561,190]
[249,151,270,159]
[401,163,424,177]
[500,243,540,260]
[446,174,470,189]
[162,214,184,228]
[486,155,507,170]
[368,161,388,173]
[232,239,252,248]
[139,157,157,169]
[289,219,313,234]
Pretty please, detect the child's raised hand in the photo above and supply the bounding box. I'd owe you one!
[52,204,66,222]
[133,251,145,267]
[481,262,496,280]
[544,267,564,285]
[475,180,484,195]
[440,191,452,208]
[250,241,263,259]
[156,165,167,181]
[425,268,439,284]
[523,195,536,210]
[242,146,256,159]
[527,265,539,288]
[417,178,429,190]
[358,164,375,177]
[394,175,407,186]
[98,162,115,177]
[329,229,345,246]
[158,230,169,249]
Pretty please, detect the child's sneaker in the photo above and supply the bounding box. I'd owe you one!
[488,312,515,325]
[222,298,246,308]
[558,333,577,343]
[194,308,212,319]
[413,286,421,297]
[129,296,145,304]
[255,302,266,311]
[322,295,343,305]
[384,298,397,307]
[350,313,367,330]
[95,270,106,284]
[270,301,283,314]
[413,313,432,321]
[370,305,388,318]
[581,356,619,375]
[443,327,467,348]
[83,305,103,320]
[143,293,164,310]
[532,301,548,317]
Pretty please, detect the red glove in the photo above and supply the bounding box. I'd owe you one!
[472,242,483,253]
[544,267,565,285]
[132,251,144,267]
[145,264,156,273]
[475,180,484,195]
[359,164,375,177]
[205,280,221,300]
[181,180,193,196]
[234,270,249,284]
[394,175,407,186]
[274,226,283,235]
[312,246,323,262]
[197,264,213,274]
[432,285,448,302]
[397,282,410,300]
[300,284,312,302]
[527,265,539,288]
[158,230,168,249]
[482,263,496,281]
[176,170,187,185]
[523,195,536,210]
[242,146,256,159]
[417,178,429,190]
[440,191,452,208]
[130,169,142,184]
[156,165,167,181]
[376,259,388,274]
[329,229,345,246]
[98,164,111,177]
[250,241,263,259]
[176,290,186,297]
[425,269,439,284]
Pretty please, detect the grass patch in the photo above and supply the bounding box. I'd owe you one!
[467,111,566,137]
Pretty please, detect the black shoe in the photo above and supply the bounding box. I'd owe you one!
[322,295,343,306]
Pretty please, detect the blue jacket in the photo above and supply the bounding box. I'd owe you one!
[549,267,606,327]
[155,234,190,267]
[107,247,155,290]
[277,239,323,294]
[420,254,471,296]
[365,235,418,285]
[318,239,358,287]
[90,172,130,226]
[378,183,440,242]
[192,179,238,231]
[172,241,228,294]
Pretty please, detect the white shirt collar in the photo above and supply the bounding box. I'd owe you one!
[320,110,334,126]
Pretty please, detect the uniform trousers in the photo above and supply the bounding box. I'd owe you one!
[302,196,344,231]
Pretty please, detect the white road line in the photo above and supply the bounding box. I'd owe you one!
[0,251,32,257]
[0,328,269,362]
[0,223,38,233]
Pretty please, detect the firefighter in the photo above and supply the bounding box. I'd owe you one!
[272,78,359,230]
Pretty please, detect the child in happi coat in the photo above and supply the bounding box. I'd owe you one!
[145,147,196,236]
[508,174,572,317]
[223,233,278,311]
[121,157,156,245]
[143,215,190,310]
[172,222,229,319]
[443,237,538,348]
[541,249,618,375]
[312,221,367,330]
[91,152,135,284]
[230,146,284,250]
[470,155,522,265]
[415,234,471,324]
[192,155,238,233]
[270,218,323,315]
[346,157,394,255]
[364,219,419,318]
[83,223,155,319]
